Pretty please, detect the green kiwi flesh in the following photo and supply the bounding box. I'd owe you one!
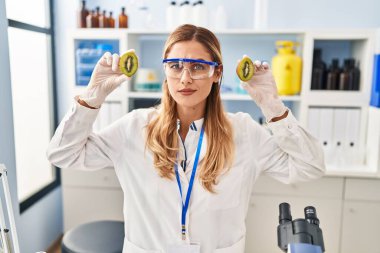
[119,51,138,77]
[236,57,254,82]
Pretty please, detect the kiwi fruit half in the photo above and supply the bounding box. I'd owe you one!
[119,51,139,77]
[236,56,254,82]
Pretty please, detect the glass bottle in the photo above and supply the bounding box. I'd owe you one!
[119,7,128,28]
[108,11,115,28]
[339,59,351,90]
[86,10,94,28]
[326,59,341,90]
[311,49,326,90]
[99,10,108,28]
[78,0,89,28]
[93,6,100,28]
[349,59,360,90]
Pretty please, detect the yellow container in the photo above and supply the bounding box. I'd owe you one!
[271,41,302,95]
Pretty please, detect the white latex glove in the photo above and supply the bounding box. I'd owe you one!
[79,50,133,108]
[239,55,288,122]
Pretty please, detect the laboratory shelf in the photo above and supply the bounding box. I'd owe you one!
[68,28,379,177]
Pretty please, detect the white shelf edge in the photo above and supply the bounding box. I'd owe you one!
[325,171,380,178]
[111,28,307,35]
[72,28,375,37]
[325,164,380,178]
[303,90,369,107]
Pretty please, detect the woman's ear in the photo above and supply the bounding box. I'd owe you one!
[214,65,223,83]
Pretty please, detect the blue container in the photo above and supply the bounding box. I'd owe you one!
[370,54,380,108]
[74,40,119,86]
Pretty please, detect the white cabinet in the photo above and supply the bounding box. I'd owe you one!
[341,178,380,253]
[300,30,377,176]
[341,201,380,253]
[61,168,123,231]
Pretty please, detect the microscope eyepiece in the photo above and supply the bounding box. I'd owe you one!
[304,206,320,226]
[279,202,292,225]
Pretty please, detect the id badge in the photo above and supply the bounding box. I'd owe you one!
[167,243,201,253]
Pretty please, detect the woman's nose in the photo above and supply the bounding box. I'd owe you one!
[180,68,193,84]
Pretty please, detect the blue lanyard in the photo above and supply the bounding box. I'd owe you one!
[174,126,205,240]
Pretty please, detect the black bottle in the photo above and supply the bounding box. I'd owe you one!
[339,59,351,90]
[326,59,341,90]
[349,59,360,90]
[311,49,326,90]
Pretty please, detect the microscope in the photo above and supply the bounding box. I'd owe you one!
[277,203,325,253]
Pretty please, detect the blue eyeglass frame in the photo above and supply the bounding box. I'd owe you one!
[162,58,219,66]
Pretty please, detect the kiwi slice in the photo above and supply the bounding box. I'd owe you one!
[119,51,139,77]
[236,56,254,82]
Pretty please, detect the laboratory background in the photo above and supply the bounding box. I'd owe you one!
[0,0,380,252]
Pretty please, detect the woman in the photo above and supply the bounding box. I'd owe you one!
[47,24,325,253]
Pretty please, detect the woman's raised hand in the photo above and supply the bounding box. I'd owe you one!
[238,55,287,122]
[79,50,134,108]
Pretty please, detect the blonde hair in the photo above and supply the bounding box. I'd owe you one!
[145,24,234,192]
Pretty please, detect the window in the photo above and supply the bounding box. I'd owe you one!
[5,0,59,212]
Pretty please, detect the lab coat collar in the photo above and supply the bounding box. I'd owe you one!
[176,118,207,179]
[177,132,207,180]
[191,118,204,132]
[177,118,204,132]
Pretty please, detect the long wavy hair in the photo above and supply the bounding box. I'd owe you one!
[145,24,235,192]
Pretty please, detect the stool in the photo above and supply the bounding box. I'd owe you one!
[61,220,124,253]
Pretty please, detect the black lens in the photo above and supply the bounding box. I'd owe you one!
[304,206,320,226]
[279,202,292,225]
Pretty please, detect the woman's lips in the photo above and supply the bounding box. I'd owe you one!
[178,89,196,96]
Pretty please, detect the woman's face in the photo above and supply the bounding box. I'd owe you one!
[165,40,220,110]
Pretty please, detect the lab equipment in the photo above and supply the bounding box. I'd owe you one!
[192,1,208,27]
[166,1,179,30]
[254,0,268,30]
[326,59,341,90]
[108,11,115,28]
[272,41,302,95]
[339,59,360,91]
[135,68,161,92]
[214,5,227,30]
[77,0,89,28]
[0,164,20,253]
[277,202,325,253]
[99,10,108,28]
[311,49,326,90]
[179,1,192,25]
[119,7,128,28]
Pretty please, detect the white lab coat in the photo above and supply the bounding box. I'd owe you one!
[47,100,325,253]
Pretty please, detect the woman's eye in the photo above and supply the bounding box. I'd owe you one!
[169,63,181,69]
[193,64,205,70]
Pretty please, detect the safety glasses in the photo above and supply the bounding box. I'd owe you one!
[162,58,219,80]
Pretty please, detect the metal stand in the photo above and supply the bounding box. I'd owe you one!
[0,164,20,253]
